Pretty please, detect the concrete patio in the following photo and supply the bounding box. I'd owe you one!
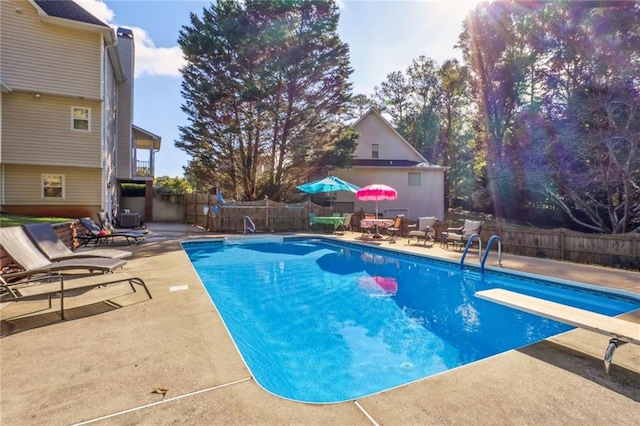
[1,223,639,425]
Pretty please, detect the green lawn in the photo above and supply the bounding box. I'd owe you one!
[0,214,73,227]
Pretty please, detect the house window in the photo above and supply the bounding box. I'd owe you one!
[72,107,90,131]
[372,143,379,159]
[42,174,65,198]
[408,172,421,186]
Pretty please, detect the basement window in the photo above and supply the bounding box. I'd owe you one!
[42,174,65,198]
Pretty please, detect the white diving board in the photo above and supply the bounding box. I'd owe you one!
[475,288,640,373]
[475,289,640,344]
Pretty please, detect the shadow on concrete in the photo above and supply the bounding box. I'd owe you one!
[1,301,119,336]
[518,340,640,402]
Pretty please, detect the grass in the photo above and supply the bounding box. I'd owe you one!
[0,214,73,227]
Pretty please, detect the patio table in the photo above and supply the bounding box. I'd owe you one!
[311,216,345,231]
[359,218,395,238]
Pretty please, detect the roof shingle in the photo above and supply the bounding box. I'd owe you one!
[34,0,108,27]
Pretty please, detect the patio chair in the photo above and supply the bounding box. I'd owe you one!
[406,217,438,247]
[79,217,145,246]
[308,213,319,232]
[443,220,484,251]
[98,212,148,235]
[384,215,404,244]
[22,223,131,261]
[0,227,127,281]
[1,272,150,320]
[336,213,353,235]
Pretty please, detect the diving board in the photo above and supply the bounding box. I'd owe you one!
[475,288,640,373]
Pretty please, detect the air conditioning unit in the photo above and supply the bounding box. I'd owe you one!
[120,213,140,228]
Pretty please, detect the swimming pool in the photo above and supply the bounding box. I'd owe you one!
[182,237,640,403]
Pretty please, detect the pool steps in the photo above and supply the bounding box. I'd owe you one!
[224,234,284,245]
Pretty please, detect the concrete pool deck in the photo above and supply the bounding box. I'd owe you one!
[1,223,639,425]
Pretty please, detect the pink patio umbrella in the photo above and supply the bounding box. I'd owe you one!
[358,276,398,296]
[356,183,398,217]
[356,184,398,238]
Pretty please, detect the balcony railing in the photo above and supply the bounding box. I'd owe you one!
[136,160,152,177]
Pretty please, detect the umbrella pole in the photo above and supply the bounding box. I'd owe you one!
[373,200,382,238]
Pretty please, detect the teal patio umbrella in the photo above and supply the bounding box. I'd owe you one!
[297,176,360,194]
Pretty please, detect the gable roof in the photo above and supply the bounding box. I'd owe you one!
[133,125,162,151]
[352,108,430,165]
[33,0,109,27]
[352,159,422,167]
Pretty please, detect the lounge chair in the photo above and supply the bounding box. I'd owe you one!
[1,273,151,320]
[0,227,127,280]
[22,223,131,261]
[384,215,404,244]
[97,212,148,235]
[443,219,484,250]
[406,217,438,247]
[79,217,145,246]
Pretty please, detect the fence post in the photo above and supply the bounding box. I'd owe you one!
[560,228,565,260]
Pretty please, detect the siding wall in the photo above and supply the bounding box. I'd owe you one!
[1,0,103,98]
[2,93,102,166]
[354,112,425,162]
[334,167,445,220]
[2,164,102,206]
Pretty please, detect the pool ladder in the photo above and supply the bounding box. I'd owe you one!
[480,235,502,274]
[460,234,502,274]
[243,216,256,234]
[459,234,481,270]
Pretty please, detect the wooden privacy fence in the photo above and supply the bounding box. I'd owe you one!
[184,193,333,233]
[182,193,639,270]
[472,223,639,270]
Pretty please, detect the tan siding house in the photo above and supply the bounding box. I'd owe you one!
[333,108,446,220]
[3,93,102,167]
[1,1,103,99]
[0,0,161,221]
[2,164,101,215]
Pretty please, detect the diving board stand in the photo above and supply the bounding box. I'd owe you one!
[475,288,640,374]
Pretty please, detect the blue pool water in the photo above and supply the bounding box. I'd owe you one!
[182,237,640,403]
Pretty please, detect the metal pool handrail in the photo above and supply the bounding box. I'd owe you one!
[480,235,502,274]
[243,216,256,234]
[459,234,482,270]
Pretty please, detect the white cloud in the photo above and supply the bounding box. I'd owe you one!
[75,0,114,25]
[128,27,185,78]
[75,0,184,78]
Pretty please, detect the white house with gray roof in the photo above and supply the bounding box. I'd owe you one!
[333,108,446,220]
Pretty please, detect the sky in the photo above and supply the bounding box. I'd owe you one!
[76,0,482,178]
